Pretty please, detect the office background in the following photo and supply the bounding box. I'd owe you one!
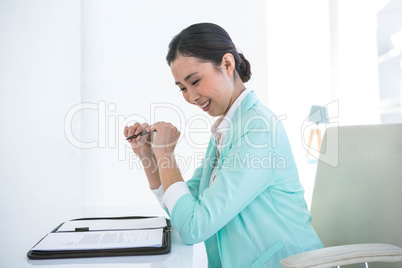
[1,0,401,266]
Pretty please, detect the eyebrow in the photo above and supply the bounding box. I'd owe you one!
[175,72,198,85]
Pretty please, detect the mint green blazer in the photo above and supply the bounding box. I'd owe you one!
[169,90,323,267]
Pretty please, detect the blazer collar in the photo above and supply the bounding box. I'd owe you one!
[200,90,260,193]
[230,89,259,126]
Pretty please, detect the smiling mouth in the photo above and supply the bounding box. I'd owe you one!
[199,99,211,109]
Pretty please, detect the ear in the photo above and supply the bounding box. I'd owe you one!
[220,53,236,77]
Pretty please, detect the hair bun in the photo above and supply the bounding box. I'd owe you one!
[238,53,252,83]
[166,23,253,83]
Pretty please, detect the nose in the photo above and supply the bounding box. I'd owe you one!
[188,89,200,105]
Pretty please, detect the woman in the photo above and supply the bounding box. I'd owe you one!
[124,23,323,268]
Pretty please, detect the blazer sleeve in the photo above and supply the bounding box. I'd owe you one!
[169,117,292,245]
[158,156,205,217]
[186,156,204,199]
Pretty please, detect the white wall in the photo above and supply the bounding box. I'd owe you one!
[335,0,380,125]
[0,0,82,258]
[265,0,381,206]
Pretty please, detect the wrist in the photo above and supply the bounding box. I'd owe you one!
[149,182,162,190]
[154,150,174,159]
[139,152,155,161]
[155,152,177,170]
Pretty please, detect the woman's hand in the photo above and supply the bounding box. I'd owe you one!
[124,122,154,159]
[145,122,181,156]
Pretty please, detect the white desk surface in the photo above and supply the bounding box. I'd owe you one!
[1,205,193,268]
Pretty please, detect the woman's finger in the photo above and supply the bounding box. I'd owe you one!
[140,122,149,131]
[124,126,129,137]
[128,124,141,143]
[128,123,140,136]
[139,123,148,136]
[136,134,142,143]
[134,125,142,135]
[145,125,152,132]
[138,133,151,144]
[146,122,159,132]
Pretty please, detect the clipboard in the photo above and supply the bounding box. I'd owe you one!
[27,216,171,259]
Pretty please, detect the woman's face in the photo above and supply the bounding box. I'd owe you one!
[170,54,236,117]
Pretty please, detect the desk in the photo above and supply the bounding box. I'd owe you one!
[0,205,193,268]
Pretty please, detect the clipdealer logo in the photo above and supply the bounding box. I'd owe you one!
[64,100,291,172]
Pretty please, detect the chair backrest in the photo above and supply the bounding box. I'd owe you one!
[310,123,402,268]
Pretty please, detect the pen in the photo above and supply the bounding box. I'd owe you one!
[126,130,156,140]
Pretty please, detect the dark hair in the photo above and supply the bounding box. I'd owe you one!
[166,22,251,83]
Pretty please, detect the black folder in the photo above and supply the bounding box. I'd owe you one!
[27,216,171,259]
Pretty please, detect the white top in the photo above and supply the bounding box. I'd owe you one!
[152,88,252,214]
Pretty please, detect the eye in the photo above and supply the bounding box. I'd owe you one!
[180,87,187,92]
[192,79,200,86]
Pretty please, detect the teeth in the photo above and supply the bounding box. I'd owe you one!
[201,99,211,109]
